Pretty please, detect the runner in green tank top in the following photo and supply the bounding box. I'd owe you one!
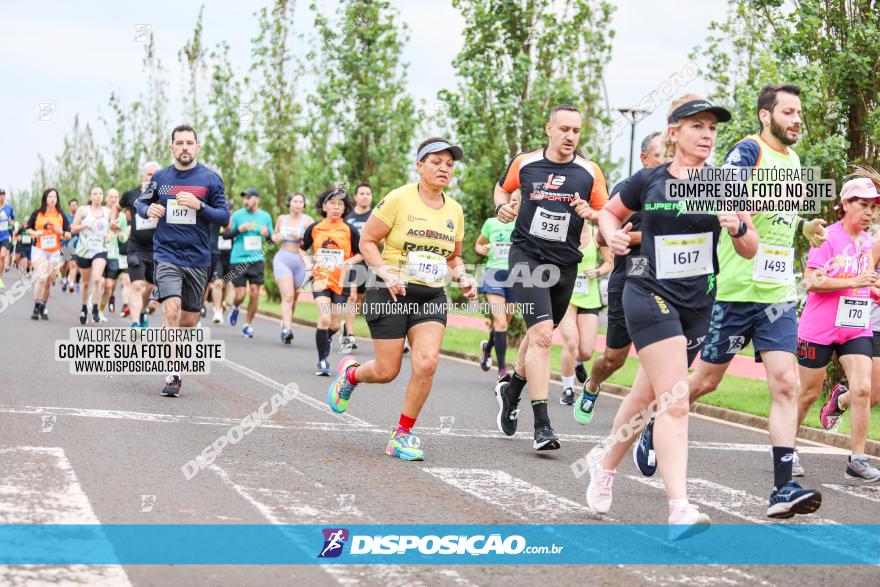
[633,84,826,519]
[560,224,611,407]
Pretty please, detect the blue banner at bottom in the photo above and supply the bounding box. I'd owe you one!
[1,524,877,565]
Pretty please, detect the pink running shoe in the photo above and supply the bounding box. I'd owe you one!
[819,384,848,431]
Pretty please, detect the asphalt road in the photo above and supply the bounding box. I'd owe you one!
[1,270,878,586]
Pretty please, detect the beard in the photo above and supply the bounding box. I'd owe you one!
[175,151,194,165]
[769,117,798,146]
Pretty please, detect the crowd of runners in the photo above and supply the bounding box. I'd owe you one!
[3,82,880,537]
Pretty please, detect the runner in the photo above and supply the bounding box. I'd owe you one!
[62,198,79,293]
[227,188,273,338]
[136,124,229,397]
[71,186,111,324]
[794,170,880,482]
[587,95,757,536]
[15,221,32,275]
[475,201,516,380]
[327,137,476,461]
[119,162,160,328]
[116,215,132,317]
[640,84,826,518]
[492,104,609,451]
[300,188,361,375]
[341,183,373,352]
[576,131,665,423]
[207,219,230,325]
[560,223,611,406]
[0,188,14,289]
[271,192,314,343]
[26,187,71,320]
[100,189,128,318]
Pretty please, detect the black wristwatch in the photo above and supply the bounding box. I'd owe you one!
[199,200,206,210]
[731,220,748,238]
[495,202,505,215]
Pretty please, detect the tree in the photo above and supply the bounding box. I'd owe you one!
[53,114,100,204]
[143,31,170,161]
[250,0,301,207]
[303,0,418,199]
[96,92,146,189]
[203,41,245,195]
[178,5,208,133]
[439,0,617,263]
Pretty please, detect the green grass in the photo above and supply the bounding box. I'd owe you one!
[256,292,880,440]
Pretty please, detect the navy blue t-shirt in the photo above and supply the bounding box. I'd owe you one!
[136,163,230,268]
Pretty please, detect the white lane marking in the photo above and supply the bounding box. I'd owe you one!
[0,405,850,457]
[0,447,132,586]
[424,468,766,585]
[211,462,478,587]
[221,358,375,428]
[629,475,839,525]
[823,483,880,504]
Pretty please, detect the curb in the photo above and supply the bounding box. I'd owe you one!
[257,309,880,457]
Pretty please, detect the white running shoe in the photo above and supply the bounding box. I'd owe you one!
[98,312,108,323]
[668,503,711,540]
[586,453,616,514]
[212,310,223,325]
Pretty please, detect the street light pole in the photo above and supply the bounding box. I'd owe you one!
[617,107,649,176]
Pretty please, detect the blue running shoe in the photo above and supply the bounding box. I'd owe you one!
[633,418,657,477]
[328,356,359,413]
[243,324,254,338]
[768,481,822,519]
[229,306,239,326]
[281,328,293,344]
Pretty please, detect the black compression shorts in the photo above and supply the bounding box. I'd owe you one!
[509,245,577,329]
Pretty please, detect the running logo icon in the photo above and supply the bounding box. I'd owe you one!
[545,174,566,190]
[318,528,349,558]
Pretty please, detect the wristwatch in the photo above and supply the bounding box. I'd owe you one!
[731,220,748,238]
[495,203,505,215]
[199,200,206,210]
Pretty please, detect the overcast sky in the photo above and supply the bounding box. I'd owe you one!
[0,0,728,197]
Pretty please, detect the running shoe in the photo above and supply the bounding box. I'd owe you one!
[139,313,149,329]
[108,296,115,314]
[243,324,254,338]
[494,381,520,436]
[586,450,615,514]
[212,310,223,325]
[668,503,711,540]
[575,362,587,384]
[386,428,424,461]
[633,418,657,477]
[131,321,140,329]
[161,375,182,397]
[31,305,41,320]
[328,356,359,413]
[820,384,848,431]
[315,360,331,377]
[340,335,356,353]
[79,306,88,325]
[792,449,805,477]
[403,341,410,355]
[479,340,492,371]
[497,368,511,383]
[200,305,206,318]
[560,387,575,405]
[61,278,68,292]
[91,305,100,323]
[121,304,130,317]
[767,481,822,519]
[98,312,108,323]
[40,307,49,320]
[574,380,600,425]
[281,328,293,344]
[845,456,880,482]
[533,424,561,450]
[229,306,239,326]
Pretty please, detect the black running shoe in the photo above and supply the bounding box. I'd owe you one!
[161,375,182,397]
[41,307,49,320]
[31,305,41,320]
[533,425,561,450]
[108,296,115,314]
[633,418,657,477]
[91,305,100,323]
[79,306,88,325]
[494,381,520,436]
[479,340,492,371]
[575,362,587,384]
[200,305,206,318]
[560,387,575,405]
[768,481,822,519]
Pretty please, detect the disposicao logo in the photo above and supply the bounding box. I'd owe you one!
[318,528,349,558]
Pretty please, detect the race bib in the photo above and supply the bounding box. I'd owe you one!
[166,200,196,225]
[752,244,794,284]
[0,221,7,232]
[493,242,511,261]
[316,248,344,270]
[655,232,713,279]
[243,235,262,251]
[21,235,32,245]
[574,275,591,294]
[835,297,871,329]
[529,209,569,242]
[118,256,128,270]
[407,251,447,283]
[280,226,301,241]
[136,214,158,230]
[218,236,232,251]
[40,234,58,249]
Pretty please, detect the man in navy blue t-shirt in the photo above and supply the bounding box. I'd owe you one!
[136,124,230,397]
